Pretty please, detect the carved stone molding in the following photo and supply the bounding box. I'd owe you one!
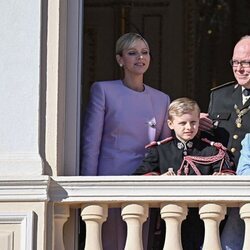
[0,211,34,250]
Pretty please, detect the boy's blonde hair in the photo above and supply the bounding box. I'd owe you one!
[168,97,200,121]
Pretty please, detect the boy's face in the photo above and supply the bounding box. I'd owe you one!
[167,111,199,142]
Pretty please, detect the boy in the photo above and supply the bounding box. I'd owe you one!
[134,97,235,250]
[134,97,235,176]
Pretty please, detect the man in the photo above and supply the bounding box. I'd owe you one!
[200,35,250,250]
[200,35,250,166]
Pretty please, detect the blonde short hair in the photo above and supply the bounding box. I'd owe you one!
[115,33,149,56]
[168,97,200,121]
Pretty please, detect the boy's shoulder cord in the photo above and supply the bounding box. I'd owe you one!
[145,136,173,149]
[177,138,231,175]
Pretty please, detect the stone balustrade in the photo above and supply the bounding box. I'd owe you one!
[50,175,250,250]
[1,175,250,249]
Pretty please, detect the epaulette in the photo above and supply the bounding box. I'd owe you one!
[210,81,236,91]
[201,138,227,151]
[145,137,173,149]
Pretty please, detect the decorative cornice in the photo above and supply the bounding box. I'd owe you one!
[0,176,50,202]
[2,175,250,207]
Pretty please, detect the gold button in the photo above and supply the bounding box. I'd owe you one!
[233,135,238,139]
[231,148,236,153]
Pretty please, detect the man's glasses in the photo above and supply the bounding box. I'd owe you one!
[230,59,250,68]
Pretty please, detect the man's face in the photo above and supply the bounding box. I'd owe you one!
[167,111,199,142]
[232,39,250,88]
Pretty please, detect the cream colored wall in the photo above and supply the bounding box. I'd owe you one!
[0,0,43,176]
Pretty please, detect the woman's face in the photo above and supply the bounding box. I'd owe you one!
[117,39,150,76]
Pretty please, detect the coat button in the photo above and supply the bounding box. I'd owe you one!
[231,148,236,153]
[233,134,238,140]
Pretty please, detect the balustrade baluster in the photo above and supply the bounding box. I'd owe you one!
[200,203,225,250]
[54,204,70,250]
[81,204,108,250]
[160,203,187,250]
[240,203,250,250]
[122,203,148,250]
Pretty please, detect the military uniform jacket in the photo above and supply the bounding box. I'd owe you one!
[208,81,250,165]
[134,137,233,175]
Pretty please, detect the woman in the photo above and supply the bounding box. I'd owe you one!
[81,32,171,250]
[237,133,250,175]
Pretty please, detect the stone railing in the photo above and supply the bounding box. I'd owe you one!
[50,176,250,250]
[0,176,250,250]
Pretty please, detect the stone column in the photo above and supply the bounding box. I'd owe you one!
[160,203,187,250]
[54,204,70,250]
[0,0,43,175]
[200,203,226,250]
[240,203,250,250]
[122,203,148,250]
[81,204,108,250]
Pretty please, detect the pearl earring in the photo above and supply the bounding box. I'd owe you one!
[119,64,123,67]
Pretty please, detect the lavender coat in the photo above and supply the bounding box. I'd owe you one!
[81,80,171,176]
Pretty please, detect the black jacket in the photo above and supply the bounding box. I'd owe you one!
[134,136,234,175]
[207,81,250,165]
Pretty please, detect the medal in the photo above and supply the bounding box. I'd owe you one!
[234,104,250,128]
[235,116,242,128]
[236,122,242,128]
